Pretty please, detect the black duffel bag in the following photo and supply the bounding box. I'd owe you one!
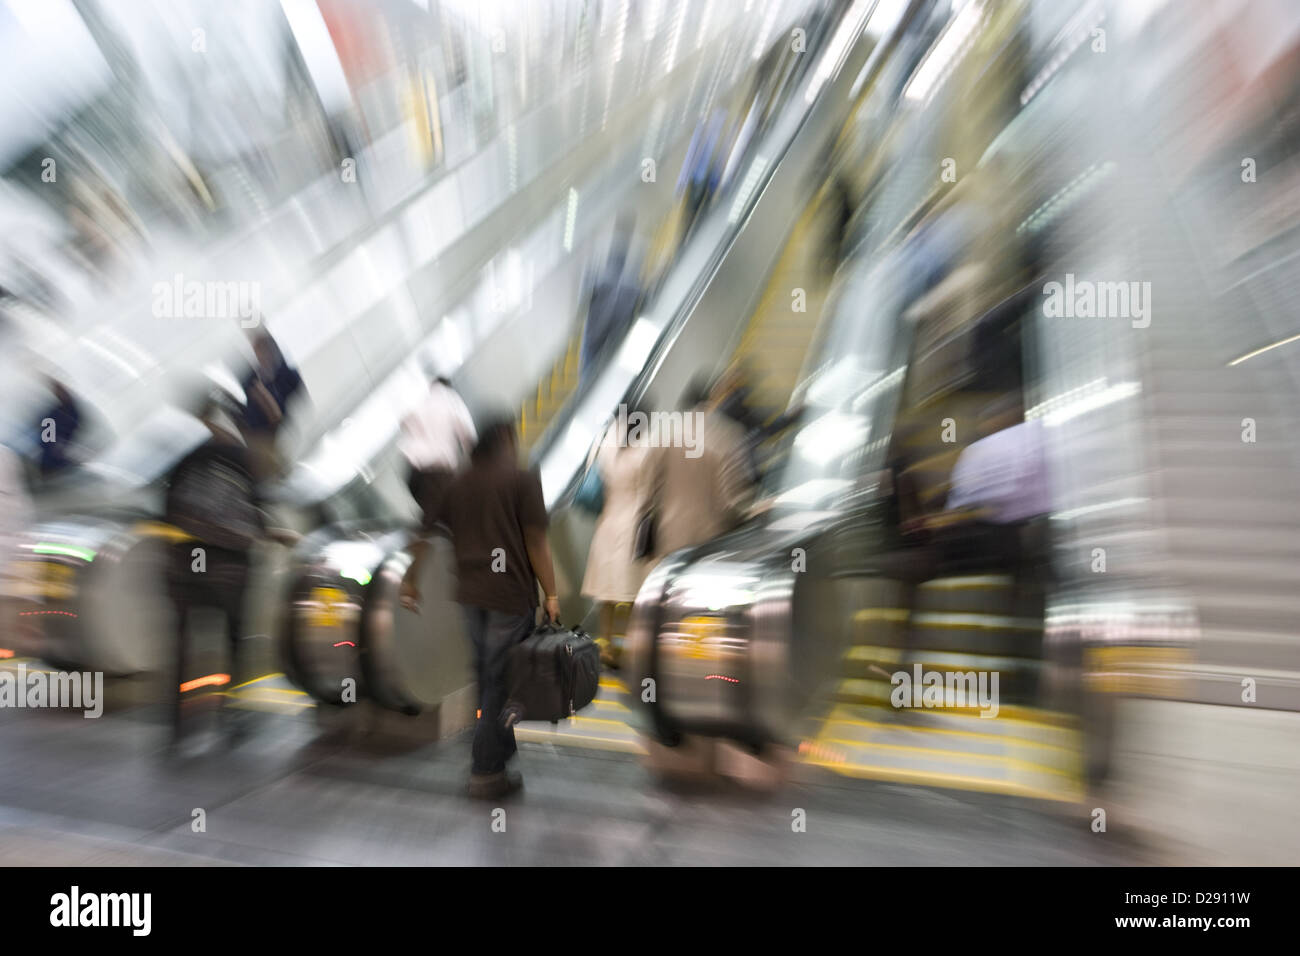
[502,622,600,728]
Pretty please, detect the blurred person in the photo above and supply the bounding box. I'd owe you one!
[918,395,1050,702]
[648,386,757,562]
[812,138,856,275]
[239,330,306,483]
[579,217,642,385]
[163,392,296,752]
[935,395,1049,567]
[34,378,83,479]
[823,170,856,275]
[708,361,804,484]
[678,108,727,236]
[0,441,36,656]
[427,419,560,799]
[397,374,477,611]
[717,84,764,195]
[580,406,656,669]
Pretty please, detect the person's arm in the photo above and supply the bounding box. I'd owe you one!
[519,471,559,622]
[245,376,282,427]
[232,445,293,543]
[524,526,559,623]
[716,422,756,527]
[283,369,308,416]
[454,395,477,462]
[928,448,992,529]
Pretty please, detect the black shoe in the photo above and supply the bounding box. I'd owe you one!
[221,709,254,748]
[467,770,524,800]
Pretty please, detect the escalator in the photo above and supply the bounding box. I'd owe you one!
[7,3,836,711]
[270,0,886,729]
[0,0,860,720]
[620,0,1199,803]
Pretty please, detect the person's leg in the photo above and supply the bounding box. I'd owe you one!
[595,601,618,668]
[170,600,190,746]
[579,323,604,387]
[882,540,935,720]
[219,585,249,737]
[471,610,530,774]
[461,605,497,775]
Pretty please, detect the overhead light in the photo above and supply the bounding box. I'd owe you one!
[1028,380,1139,427]
[616,317,660,374]
[806,0,876,103]
[30,543,96,562]
[562,188,579,252]
[794,411,869,465]
[727,156,769,224]
[902,0,986,105]
[1052,497,1147,522]
[773,479,854,507]
[750,0,780,60]
[565,420,596,459]
[1228,332,1300,367]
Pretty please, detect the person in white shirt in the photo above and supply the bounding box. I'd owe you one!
[945,410,1050,525]
[904,396,1052,585]
[398,376,476,611]
[400,377,477,478]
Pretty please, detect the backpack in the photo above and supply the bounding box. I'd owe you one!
[168,445,260,551]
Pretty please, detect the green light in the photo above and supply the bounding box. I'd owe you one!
[340,567,372,586]
[33,543,96,563]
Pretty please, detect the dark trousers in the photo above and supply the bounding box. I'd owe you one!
[932,518,1049,703]
[168,549,249,740]
[461,605,534,775]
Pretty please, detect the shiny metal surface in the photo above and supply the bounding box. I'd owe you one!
[530,2,881,508]
[283,524,403,705]
[15,515,170,675]
[361,537,471,714]
[623,0,936,750]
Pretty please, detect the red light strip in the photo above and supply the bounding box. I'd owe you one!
[179,673,231,692]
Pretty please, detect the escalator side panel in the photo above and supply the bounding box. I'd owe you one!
[361,537,473,714]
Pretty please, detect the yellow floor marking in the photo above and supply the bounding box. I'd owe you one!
[802,755,1082,803]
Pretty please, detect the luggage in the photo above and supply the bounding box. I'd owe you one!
[502,623,600,727]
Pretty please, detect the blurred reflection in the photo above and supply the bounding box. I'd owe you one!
[1,0,1299,868]
[579,214,642,386]
[240,330,308,484]
[33,378,83,479]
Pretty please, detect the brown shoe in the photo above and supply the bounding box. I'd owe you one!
[596,637,620,670]
[467,770,524,800]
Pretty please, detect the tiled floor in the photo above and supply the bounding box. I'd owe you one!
[0,693,1159,866]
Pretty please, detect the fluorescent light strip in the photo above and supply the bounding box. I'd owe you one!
[1228,332,1300,367]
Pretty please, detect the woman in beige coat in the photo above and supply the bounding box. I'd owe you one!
[651,401,755,562]
[581,418,655,666]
